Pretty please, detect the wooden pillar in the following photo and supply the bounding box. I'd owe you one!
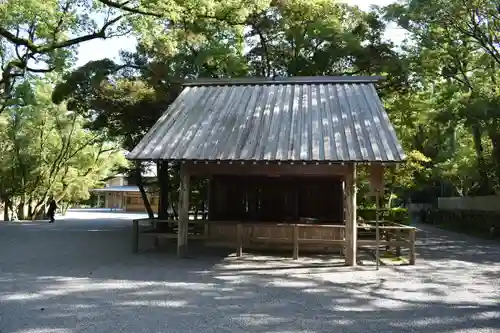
[177,166,190,258]
[395,229,402,257]
[236,223,243,257]
[204,180,210,235]
[345,164,357,266]
[206,178,212,219]
[292,224,299,260]
[409,228,416,265]
[157,161,171,233]
[375,189,381,270]
[370,164,385,269]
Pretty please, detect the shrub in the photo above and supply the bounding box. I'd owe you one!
[358,208,410,225]
[424,209,500,238]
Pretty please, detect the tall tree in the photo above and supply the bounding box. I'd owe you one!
[0,77,124,220]
[385,0,500,194]
[0,0,269,110]
[54,0,425,212]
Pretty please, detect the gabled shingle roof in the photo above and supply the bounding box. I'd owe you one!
[128,76,405,163]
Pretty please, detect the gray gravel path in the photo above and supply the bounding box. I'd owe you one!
[0,209,499,333]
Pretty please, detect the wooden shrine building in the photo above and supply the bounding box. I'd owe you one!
[127,76,406,266]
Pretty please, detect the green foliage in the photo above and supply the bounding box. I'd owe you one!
[358,208,410,225]
[391,150,431,189]
[384,0,500,197]
[432,124,482,196]
[0,78,124,219]
[244,0,408,88]
[424,209,500,238]
[52,59,174,151]
[0,0,120,102]
[3,0,500,218]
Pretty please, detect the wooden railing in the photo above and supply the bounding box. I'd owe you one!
[357,220,416,265]
[131,219,416,265]
[227,222,346,259]
[132,219,346,259]
[131,218,205,253]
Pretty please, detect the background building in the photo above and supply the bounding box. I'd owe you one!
[90,163,159,213]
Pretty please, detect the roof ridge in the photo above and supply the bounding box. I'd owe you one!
[183,76,384,87]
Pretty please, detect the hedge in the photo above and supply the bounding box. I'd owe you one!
[423,209,500,238]
[358,208,410,225]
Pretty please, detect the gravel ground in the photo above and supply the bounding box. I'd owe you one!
[0,209,499,333]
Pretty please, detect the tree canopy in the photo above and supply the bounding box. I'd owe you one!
[1,0,499,220]
[0,77,125,219]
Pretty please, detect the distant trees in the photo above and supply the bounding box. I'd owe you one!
[386,0,500,196]
[0,78,125,220]
[2,0,499,218]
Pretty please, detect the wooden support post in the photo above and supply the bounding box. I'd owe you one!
[395,230,402,257]
[206,178,212,220]
[184,210,189,245]
[177,166,190,258]
[132,219,139,253]
[236,223,243,257]
[293,224,299,260]
[375,190,380,270]
[409,228,416,265]
[344,164,357,266]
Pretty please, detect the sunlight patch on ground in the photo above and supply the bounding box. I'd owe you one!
[14,329,73,333]
[119,300,188,308]
[0,293,43,301]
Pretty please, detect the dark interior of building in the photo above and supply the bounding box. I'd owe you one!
[208,175,344,223]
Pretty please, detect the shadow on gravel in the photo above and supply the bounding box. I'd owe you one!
[0,220,499,333]
[416,226,500,264]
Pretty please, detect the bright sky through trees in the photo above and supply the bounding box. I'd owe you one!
[75,0,408,67]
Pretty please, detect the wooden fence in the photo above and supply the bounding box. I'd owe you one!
[132,219,416,265]
[358,220,416,264]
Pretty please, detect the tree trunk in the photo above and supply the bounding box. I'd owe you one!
[31,198,47,221]
[489,132,500,162]
[471,125,491,194]
[157,161,170,220]
[62,203,69,215]
[134,163,155,219]
[3,199,9,221]
[488,131,500,187]
[30,198,47,221]
[138,184,154,219]
[157,161,172,232]
[17,197,26,220]
[28,203,34,221]
[38,203,47,220]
